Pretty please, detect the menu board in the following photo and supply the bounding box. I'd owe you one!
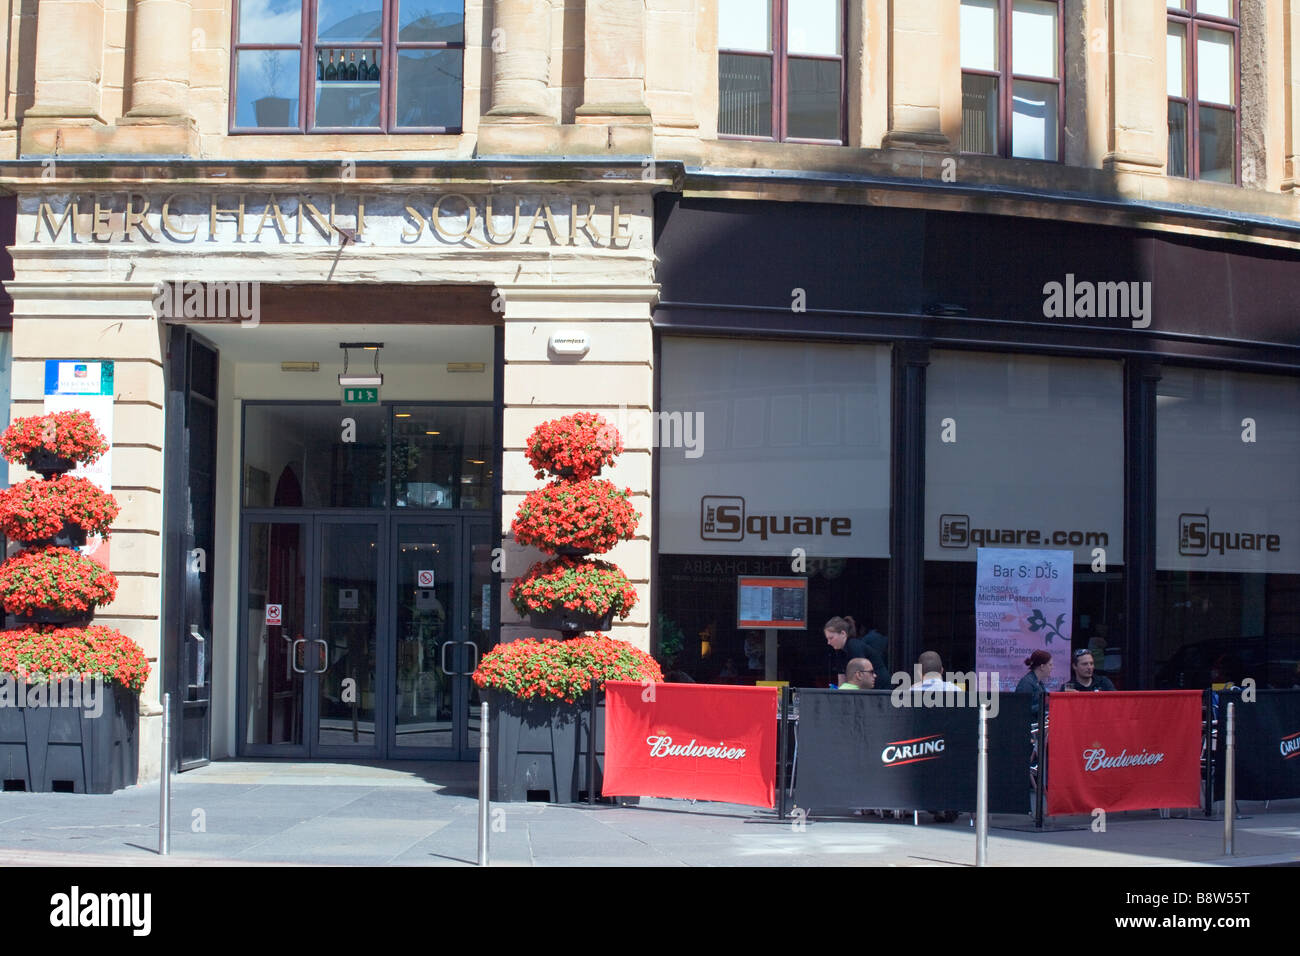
[736,577,808,629]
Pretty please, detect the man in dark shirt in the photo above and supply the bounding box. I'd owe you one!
[1062,649,1116,691]
[824,616,885,686]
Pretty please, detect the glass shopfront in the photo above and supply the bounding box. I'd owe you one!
[922,351,1127,683]
[1153,367,1300,690]
[656,338,892,686]
[238,402,497,759]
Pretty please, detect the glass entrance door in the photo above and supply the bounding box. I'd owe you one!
[242,517,384,758]
[311,519,383,756]
[241,513,493,758]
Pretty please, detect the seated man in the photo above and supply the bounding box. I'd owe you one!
[838,658,876,690]
[911,651,964,695]
[1062,649,1115,692]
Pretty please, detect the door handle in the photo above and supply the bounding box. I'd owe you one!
[462,641,480,676]
[290,638,306,675]
[314,639,329,674]
[440,640,453,675]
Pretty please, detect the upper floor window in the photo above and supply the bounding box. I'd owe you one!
[231,0,464,133]
[1167,1,1238,182]
[960,0,1062,161]
[717,0,845,144]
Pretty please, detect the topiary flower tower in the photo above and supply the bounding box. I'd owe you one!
[473,413,660,802]
[0,411,150,793]
[507,412,642,638]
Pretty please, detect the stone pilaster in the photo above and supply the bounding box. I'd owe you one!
[884,0,956,150]
[477,0,559,154]
[21,0,107,153]
[574,0,652,150]
[119,0,198,154]
[496,283,658,652]
[1103,0,1165,174]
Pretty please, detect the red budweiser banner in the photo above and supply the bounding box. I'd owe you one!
[602,681,778,808]
[1047,690,1202,816]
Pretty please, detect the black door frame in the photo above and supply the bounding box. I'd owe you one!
[237,510,491,759]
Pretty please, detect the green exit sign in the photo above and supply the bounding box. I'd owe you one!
[342,387,379,404]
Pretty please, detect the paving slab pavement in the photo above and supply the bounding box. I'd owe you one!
[0,760,1297,867]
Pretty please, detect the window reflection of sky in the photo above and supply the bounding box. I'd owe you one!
[318,0,382,42]
[397,49,461,128]
[236,50,300,127]
[398,0,465,42]
[238,0,301,44]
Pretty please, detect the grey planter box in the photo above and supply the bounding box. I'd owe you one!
[0,681,138,793]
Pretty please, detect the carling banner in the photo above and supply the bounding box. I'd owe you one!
[976,548,1073,693]
[1214,690,1300,801]
[601,681,778,808]
[1047,691,1202,815]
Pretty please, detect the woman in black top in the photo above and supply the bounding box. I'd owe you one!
[1015,649,1053,719]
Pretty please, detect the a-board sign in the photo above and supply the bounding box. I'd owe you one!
[736,577,807,629]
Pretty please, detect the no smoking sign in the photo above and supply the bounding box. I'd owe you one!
[417,570,435,588]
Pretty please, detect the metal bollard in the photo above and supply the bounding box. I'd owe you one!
[976,703,989,866]
[158,693,171,856]
[1224,701,1235,856]
[478,700,490,866]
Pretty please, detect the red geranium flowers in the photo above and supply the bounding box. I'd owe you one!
[525,412,623,481]
[0,410,108,467]
[511,479,640,555]
[472,634,663,704]
[0,474,119,541]
[0,413,148,696]
[0,546,118,617]
[0,625,150,694]
[509,557,638,620]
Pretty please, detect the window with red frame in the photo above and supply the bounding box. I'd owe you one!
[1167,1,1239,183]
[960,0,1063,161]
[717,0,845,144]
[230,0,464,133]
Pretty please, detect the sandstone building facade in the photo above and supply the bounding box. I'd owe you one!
[0,1,1294,777]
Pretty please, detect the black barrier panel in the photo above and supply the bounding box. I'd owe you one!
[792,689,1032,815]
[1213,689,1300,802]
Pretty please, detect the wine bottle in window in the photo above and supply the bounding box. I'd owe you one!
[368,52,380,82]
[358,51,368,81]
[346,51,358,81]
[325,50,338,82]
[317,50,324,81]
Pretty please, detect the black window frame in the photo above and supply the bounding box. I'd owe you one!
[229,0,465,135]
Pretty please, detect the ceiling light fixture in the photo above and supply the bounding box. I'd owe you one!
[281,362,320,372]
[338,342,384,388]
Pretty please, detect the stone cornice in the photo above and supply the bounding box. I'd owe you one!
[0,158,684,192]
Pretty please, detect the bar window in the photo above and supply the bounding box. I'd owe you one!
[231,0,464,133]
[718,0,845,144]
[960,0,1063,161]
[1167,1,1239,182]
